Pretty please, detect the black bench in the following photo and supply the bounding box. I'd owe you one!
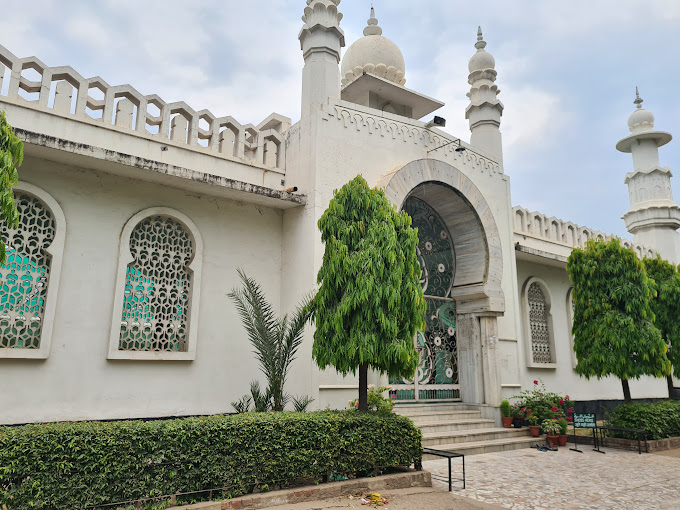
[422,448,465,490]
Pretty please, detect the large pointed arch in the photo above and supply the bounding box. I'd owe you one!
[382,158,504,314]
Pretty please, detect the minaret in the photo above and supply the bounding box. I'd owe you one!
[617,89,680,263]
[466,27,504,166]
[298,0,345,116]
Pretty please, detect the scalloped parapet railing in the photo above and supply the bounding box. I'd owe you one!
[324,100,503,179]
[0,44,288,171]
[513,205,656,259]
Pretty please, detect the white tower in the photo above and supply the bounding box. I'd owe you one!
[466,27,504,166]
[298,0,345,116]
[616,89,680,263]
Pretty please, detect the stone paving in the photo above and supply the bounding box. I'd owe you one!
[423,445,680,510]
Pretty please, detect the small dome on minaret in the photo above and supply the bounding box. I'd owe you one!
[468,27,495,73]
[627,87,655,133]
[341,7,406,86]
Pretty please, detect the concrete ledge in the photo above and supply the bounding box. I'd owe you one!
[177,471,431,509]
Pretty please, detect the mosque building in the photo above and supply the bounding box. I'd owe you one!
[0,1,676,450]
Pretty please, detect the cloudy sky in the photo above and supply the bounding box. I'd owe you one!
[1,0,679,238]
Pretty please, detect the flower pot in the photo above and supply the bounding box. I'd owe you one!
[546,435,559,447]
[558,434,568,447]
[502,417,513,428]
[529,425,541,437]
[513,419,523,428]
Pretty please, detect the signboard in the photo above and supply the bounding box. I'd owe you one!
[573,413,597,429]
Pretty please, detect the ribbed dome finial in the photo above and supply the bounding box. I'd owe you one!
[634,87,644,109]
[364,6,382,36]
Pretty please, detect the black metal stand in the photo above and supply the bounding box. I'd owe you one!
[569,423,583,453]
[592,427,606,454]
[422,448,465,491]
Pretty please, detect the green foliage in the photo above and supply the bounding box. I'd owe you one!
[230,394,252,414]
[606,400,680,440]
[541,419,561,436]
[643,256,680,378]
[500,400,511,418]
[312,176,425,406]
[557,417,568,435]
[0,111,23,265]
[512,380,573,423]
[229,269,312,411]
[292,395,315,413]
[566,239,671,386]
[348,386,395,413]
[249,380,272,412]
[0,412,422,509]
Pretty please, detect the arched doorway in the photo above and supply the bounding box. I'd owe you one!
[390,195,460,400]
[383,159,505,406]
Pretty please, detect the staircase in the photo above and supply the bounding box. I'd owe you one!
[395,403,539,459]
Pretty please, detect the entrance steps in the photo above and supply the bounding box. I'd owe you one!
[394,402,539,459]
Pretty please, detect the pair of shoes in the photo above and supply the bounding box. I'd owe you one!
[536,446,548,452]
[545,445,558,452]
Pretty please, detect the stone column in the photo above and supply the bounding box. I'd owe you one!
[457,313,484,405]
[479,315,501,406]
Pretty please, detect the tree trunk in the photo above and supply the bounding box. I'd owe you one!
[358,362,368,411]
[621,378,632,404]
[668,374,677,400]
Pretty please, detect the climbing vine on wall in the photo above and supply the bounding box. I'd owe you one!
[0,111,23,266]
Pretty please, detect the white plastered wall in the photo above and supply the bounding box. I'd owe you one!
[0,157,288,425]
[282,101,520,410]
[508,258,669,402]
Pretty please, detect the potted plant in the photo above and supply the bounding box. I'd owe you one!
[510,405,526,428]
[500,400,513,428]
[557,417,569,446]
[527,413,541,437]
[542,419,561,447]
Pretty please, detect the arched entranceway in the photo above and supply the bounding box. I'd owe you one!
[382,159,505,406]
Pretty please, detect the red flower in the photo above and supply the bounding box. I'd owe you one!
[534,380,538,385]
[565,395,570,400]
[551,406,558,412]
[567,416,573,422]
[568,408,573,414]
[559,399,564,405]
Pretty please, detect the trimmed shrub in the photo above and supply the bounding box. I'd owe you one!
[0,411,422,509]
[606,400,680,440]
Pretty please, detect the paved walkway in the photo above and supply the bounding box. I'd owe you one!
[424,446,680,510]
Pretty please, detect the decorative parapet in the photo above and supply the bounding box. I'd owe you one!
[324,100,502,178]
[0,44,288,171]
[513,205,656,258]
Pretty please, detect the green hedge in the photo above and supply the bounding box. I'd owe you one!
[606,400,680,440]
[0,411,422,509]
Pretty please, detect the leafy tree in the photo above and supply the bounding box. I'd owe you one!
[312,175,425,411]
[229,269,312,411]
[567,238,670,403]
[0,111,23,265]
[643,256,680,398]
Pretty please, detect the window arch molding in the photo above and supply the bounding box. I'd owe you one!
[107,207,203,361]
[0,181,66,359]
[521,276,557,368]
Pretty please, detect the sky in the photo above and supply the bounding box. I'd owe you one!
[1,0,679,239]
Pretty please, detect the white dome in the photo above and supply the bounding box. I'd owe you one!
[628,89,655,133]
[468,50,495,73]
[468,27,495,73]
[628,108,654,132]
[341,8,406,86]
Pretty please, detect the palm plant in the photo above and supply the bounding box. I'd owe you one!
[229,269,312,411]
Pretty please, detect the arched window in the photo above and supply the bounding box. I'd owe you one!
[108,208,202,360]
[0,182,65,359]
[522,277,556,367]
